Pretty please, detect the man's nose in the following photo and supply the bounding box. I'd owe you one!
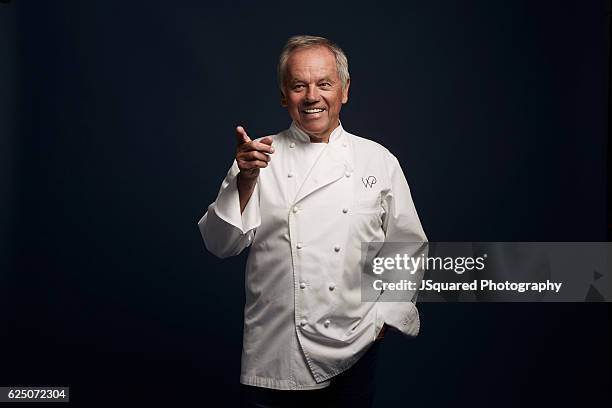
[305,85,320,103]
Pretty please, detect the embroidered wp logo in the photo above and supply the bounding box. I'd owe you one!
[361,176,377,188]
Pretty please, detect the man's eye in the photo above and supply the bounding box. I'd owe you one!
[320,83,331,87]
[293,84,305,90]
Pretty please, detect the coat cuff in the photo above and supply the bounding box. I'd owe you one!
[376,301,420,337]
[213,161,261,234]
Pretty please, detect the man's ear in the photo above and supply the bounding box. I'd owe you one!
[342,78,351,104]
[280,90,288,107]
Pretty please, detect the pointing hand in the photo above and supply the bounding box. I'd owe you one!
[235,126,274,181]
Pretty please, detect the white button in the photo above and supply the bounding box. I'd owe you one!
[334,245,341,252]
[300,319,308,327]
[297,242,303,249]
[324,319,331,328]
[345,171,351,178]
[329,283,336,291]
[290,142,296,148]
[288,172,294,178]
[343,142,347,147]
[300,282,306,289]
[342,208,348,214]
[292,206,299,213]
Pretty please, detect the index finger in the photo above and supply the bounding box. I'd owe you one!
[235,126,251,145]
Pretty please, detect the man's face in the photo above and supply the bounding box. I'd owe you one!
[281,46,350,142]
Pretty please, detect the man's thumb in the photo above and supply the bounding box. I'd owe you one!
[259,136,274,146]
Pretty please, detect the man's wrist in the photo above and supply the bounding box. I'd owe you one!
[237,172,258,214]
[376,323,387,340]
[237,172,257,191]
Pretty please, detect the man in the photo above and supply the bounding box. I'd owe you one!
[198,35,427,407]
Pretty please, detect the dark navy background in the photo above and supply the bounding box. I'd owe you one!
[1,1,610,406]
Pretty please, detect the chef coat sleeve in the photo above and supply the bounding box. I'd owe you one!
[197,161,261,258]
[376,152,428,337]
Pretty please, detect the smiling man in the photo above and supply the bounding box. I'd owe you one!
[280,42,349,142]
[198,35,427,408]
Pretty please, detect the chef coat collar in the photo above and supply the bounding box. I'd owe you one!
[289,121,345,144]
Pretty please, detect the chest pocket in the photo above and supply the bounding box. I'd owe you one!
[353,191,382,215]
[351,189,384,241]
[353,172,383,214]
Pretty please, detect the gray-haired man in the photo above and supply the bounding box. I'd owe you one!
[199,35,427,407]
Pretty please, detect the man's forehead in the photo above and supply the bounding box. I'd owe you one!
[287,68,336,81]
[286,46,338,80]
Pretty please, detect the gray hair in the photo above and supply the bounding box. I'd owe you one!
[277,35,350,95]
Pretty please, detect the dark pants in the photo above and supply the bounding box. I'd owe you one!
[240,339,382,408]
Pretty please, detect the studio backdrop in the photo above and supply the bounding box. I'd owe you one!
[1,1,610,406]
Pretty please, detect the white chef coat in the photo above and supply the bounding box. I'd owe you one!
[198,122,427,390]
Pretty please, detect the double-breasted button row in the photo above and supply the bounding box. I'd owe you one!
[292,205,348,216]
[299,319,334,329]
[293,204,338,322]
[299,282,335,291]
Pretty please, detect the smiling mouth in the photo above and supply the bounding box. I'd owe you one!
[302,108,326,114]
